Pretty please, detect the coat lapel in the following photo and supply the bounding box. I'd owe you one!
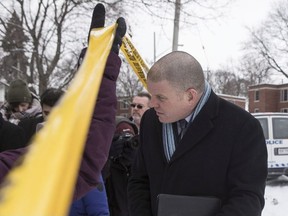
[169,91,219,163]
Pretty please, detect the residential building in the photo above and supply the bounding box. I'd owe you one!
[116,96,131,117]
[248,83,288,113]
[217,93,246,110]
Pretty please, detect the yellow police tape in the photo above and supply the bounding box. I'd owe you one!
[121,34,150,89]
[0,24,116,216]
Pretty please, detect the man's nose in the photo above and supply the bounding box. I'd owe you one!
[149,98,156,108]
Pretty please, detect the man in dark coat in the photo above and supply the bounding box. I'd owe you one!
[18,88,64,145]
[104,116,138,216]
[0,113,26,152]
[0,3,126,201]
[128,51,268,216]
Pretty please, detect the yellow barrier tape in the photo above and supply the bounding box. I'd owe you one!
[120,34,150,89]
[0,24,116,216]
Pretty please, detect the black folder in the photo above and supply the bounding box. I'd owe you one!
[157,194,221,216]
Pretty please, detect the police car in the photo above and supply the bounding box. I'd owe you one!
[253,113,288,180]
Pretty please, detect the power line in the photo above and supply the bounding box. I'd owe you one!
[195,24,210,71]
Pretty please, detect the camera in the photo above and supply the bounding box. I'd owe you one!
[109,132,139,163]
[117,132,139,149]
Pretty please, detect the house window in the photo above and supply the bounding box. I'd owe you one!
[280,89,288,102]
[254,90,259,101]
[254,108,259,113]
[120,100,129,110]
[281,108,288,113]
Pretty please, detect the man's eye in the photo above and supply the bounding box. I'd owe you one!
[157,96,166,102]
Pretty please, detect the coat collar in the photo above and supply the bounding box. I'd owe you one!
[169,91,220,163]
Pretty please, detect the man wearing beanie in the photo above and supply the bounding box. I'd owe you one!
[0,79,42,125]
[7,79,32,104]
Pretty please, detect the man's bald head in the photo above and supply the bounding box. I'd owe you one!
[147,51,205,93]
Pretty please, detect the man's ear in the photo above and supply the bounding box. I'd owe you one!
[186,88,198,103]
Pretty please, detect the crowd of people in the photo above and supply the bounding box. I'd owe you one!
[0,3,268,216]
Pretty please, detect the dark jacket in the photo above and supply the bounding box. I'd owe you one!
[0,52,121,201]
[18,116,44,145]
[0,113,26,152]
[104,117,138,216]
[128,91,268,216]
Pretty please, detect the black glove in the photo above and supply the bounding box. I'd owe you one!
[112,17,126,54]
[77,3,126,68]
[87,3,105,43]
[88,3,126,54]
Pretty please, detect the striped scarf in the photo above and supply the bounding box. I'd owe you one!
[162,81,211,161]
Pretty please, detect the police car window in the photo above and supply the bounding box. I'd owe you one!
[273,118,288,139]
[257,118,268,139]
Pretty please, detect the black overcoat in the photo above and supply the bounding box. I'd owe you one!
[128,91,267,216]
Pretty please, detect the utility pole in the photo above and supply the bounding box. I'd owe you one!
[172,0,181,51]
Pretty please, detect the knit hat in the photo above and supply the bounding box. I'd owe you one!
[7,79,32,103]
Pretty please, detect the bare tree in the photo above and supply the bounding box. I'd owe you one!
[207,67,249,97]
[129,0,232,22]
[241,0,288,80]
[238,52,270,85]
[116,58,145,99]
[0,0,234,96]
[0,0,124,94]
[119,0,233,58]
[214,70,237,95]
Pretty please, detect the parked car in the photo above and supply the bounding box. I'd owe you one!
[253,113,288,179]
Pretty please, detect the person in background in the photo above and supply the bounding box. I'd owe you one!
[130,92,151,130]
[0,79,41,125]
[104,116,138,216]
[0,113,25,152]
[128,51,267,216]
[0,2,126,203]
[18,88,64,145]
[104,92,150,216]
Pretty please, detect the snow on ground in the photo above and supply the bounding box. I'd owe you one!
[262,178,288,216]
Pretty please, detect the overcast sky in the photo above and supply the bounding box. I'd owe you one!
[131,0,275,72]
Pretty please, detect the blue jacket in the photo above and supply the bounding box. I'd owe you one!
[69,175,109,216]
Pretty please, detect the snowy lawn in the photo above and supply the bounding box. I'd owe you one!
[262,178,288,216]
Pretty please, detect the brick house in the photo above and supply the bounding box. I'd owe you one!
[116,96,131,118]
[248,83,288,113]
[217,93,246,110]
